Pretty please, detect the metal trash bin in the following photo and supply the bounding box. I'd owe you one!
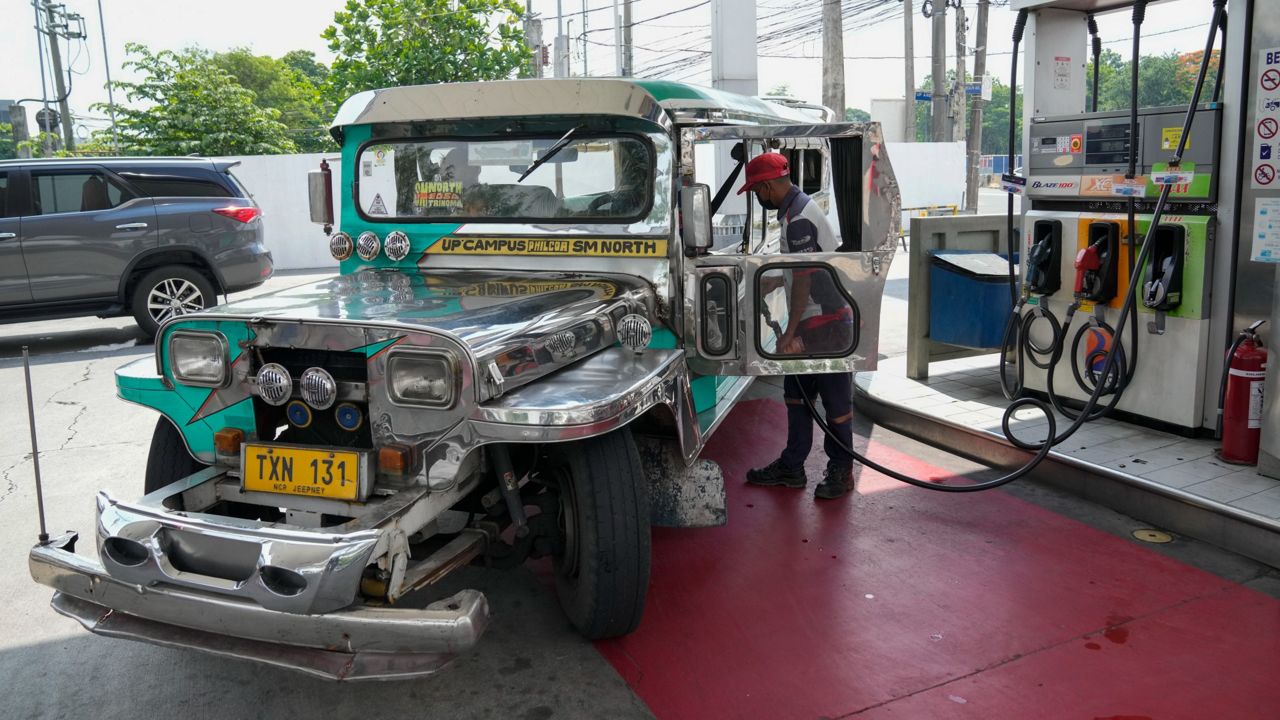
[928,251,1017,349]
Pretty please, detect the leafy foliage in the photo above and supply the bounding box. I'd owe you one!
[95,44,298,156]
[322,0,527,104]
[845,107,871,123]
[0,123,14,160]
[213,48,335,151]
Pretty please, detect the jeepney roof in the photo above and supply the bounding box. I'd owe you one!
[329,78,819,139]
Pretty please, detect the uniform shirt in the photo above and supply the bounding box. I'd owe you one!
[776,186,844,321]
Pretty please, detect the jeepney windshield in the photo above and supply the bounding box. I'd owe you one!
[356,136,653,222]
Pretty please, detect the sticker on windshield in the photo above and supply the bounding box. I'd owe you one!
[368,193,388,215]
[428,236,668,258]
[414,181,464,210]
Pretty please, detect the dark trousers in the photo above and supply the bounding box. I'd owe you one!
[780,372,854,471]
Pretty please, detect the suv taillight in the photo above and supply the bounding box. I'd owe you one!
[213,206,261,223]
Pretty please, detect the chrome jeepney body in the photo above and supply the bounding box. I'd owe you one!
[29,79,900,680]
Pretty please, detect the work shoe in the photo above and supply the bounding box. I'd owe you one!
[814,466,854,500]
[746,459,807,488]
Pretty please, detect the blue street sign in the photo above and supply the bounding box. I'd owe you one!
[915,91,932,102]
[965,82,982,95]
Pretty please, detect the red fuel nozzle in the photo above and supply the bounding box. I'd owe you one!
[1074,243,1102,295]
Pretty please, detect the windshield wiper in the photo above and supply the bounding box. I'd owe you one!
[517,125,580,183]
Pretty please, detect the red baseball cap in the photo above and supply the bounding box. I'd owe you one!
[736,152,790,194]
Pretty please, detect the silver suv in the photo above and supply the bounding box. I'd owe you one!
[0,157,274,337]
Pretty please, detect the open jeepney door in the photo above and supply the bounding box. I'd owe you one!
[678,122,901,378]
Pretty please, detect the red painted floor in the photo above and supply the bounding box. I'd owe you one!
[596,400,1280,720]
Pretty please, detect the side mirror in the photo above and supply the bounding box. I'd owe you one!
[308,160,334,229]
[680,184,712,252]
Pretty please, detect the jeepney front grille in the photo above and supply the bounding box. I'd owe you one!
[252,348,373,449]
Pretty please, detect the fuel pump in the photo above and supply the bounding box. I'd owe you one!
[794,0,1228,495]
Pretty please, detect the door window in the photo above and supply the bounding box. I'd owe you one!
[115,172,232,198]
[756,265,858,358]
[0,173,11,218]
[30,171,132,215]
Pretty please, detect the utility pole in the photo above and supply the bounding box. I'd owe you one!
[621,0,633,76]
[953,3,966,143]
[9,105,32,159]
[965,0,989,212]
[582,0,589,76]
[96,0,119,153]
[903,0,915,142]
[527,17,544,77]
[613,0,623,75]
[930,0,947,141]
[822,0,845,119]
[42,1,77,152]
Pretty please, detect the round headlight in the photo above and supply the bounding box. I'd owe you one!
[617,314,652,354]
[256,363,292,406]
[329,232,354,261]
[356,231,381,261]
[384,230,410,262]
[300,367,337,410]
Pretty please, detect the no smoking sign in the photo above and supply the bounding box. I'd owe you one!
[1264,68,1280,92]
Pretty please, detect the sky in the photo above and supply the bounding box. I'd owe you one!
[0,0,1218,137]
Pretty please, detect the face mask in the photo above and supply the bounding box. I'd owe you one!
[756,191,778,211]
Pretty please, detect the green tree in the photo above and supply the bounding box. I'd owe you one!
[1085,49,1220,112]
[0,122,14,160]
[96,44,297,156]
[845,107,871,122]
[213,48,334,152]
[282,50,330,85]
[322,0,527,104]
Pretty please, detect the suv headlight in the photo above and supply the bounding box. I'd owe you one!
[387,352,455,408]
[169,331,229,387]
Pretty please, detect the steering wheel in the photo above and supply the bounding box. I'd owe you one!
[587,193,619,213]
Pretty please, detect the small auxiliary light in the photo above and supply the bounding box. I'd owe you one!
[378,444,411,475]
[335,403,364,432]
[214,427,244,456]
[286,400,313,428]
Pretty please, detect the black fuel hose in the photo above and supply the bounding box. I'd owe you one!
[794,2,1227,493]
[1088,15,1102,112]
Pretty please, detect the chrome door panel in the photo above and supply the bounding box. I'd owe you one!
[685,252,890,377]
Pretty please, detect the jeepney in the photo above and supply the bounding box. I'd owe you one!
[28,79,900,680]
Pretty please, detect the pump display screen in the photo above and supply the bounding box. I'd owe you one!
[1085,124,1135,166]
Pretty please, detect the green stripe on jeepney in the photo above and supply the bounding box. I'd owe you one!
[115,319,259,462]
[338,123,462,274]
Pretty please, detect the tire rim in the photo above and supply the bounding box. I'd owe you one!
[147,278,205,324]
[554,466,581,579]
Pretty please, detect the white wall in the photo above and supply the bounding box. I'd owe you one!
[218,153,341,271]
[885,141,966,210]
[870,99,906,143]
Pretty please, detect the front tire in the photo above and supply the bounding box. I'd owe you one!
[131,265,217,338]
[144,417,206,499]
[547,428,651,639]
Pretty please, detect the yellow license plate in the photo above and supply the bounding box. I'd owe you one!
[242,444,365,501]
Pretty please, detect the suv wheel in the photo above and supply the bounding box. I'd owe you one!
[546,428,651,639]
[131,265,216,337]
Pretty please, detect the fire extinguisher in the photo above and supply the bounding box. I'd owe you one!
[1218,320,1268,465]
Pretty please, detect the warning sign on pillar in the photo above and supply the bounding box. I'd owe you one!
[1253,48,1280,189]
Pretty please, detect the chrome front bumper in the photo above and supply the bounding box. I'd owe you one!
[30,534,488,680]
